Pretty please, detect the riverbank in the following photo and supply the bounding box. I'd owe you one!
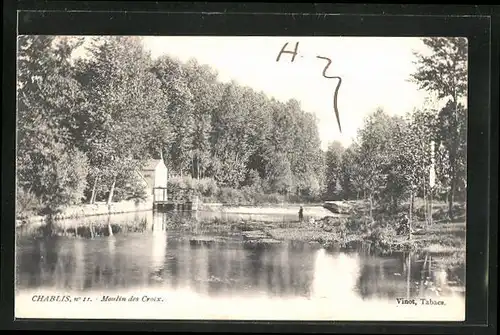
[16,200,466,274]
[199,203,334,217]
[15,199,153,228]
[194,217,466,255]
[196,200,466,252]
[17,201,465,256]
[263,220,466,262]
[15,200,333,230]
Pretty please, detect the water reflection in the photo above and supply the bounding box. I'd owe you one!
[311,249,361,300]
[355,251,464,300]
[16,211,464,303]
[150,212,167,273]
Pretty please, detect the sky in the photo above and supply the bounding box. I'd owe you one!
[141,36,434,150]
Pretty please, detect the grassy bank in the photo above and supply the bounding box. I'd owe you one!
[186,199,466,274]
[15,199,153,228]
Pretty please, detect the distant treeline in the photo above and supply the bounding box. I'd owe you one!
[16,36,467,221]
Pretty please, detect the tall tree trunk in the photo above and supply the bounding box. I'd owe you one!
[423,175,427,225]
[411,191,415,216]
[197,157,200,180]
[429,187,433,225]
[448,155,456,221]
[192,155,195,178]
[107,175,117,205]
[369,193,373,219]
[406,252,411,298]
[448,98,459,221]
[409,191,413,240]
[448,179,455,221]
[448,147,457,221]
[89,175,99,204]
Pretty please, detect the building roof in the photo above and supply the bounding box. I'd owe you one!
[141,159,165,171]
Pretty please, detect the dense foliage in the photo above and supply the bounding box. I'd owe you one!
[16,36,466,220]
[324,37,467,220]
[16,36,325,215]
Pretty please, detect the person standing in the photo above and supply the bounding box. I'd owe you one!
[298,206,304,223]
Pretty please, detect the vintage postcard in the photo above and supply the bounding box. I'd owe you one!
[15,35,467,321]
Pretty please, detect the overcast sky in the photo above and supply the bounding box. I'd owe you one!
[141,36,437,150]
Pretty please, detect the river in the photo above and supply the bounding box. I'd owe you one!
[15,209,465,321]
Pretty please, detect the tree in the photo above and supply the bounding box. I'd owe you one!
[209,82,254,186]
[410,109,437,221]
[339,143,362,200]
[245,92,274,179]
[292,111,325,197]
[355,108,400,218]
[152,55,194,176]
[377,109,435,217]
[75,36,169,203]
[17,34,331,215]
[265,152,294,195]
[324,141,345,200]
[182,59,223,179]
[410,37,467,219]
[17,36,90,213]
[434,101,467,201]
[388,113,427,227]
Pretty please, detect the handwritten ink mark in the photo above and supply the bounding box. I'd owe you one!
[276,42,342,133]
[276,42,299,63]
[316,55,342,133]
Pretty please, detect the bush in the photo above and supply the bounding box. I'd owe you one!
[16,187,43,218]
[112,173,148,202]
[40,148,90,213]
[167,176,187,197]
[218,187,245,205]
[165,175,324,205]
[198,177,219,198]
[297,174,321,199]
[244,169,261,188]
[365,225,397,251]
[254,192,285,205]
[16,145,90,215]
[345,215,368,233]
[167,176,219,201]
[184,177,195,194]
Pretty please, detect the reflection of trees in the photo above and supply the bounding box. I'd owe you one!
[356,252,433,300]
[18,230,318,297]
[240,243,316,297]
[73,239,86,289]
[310,250,361,300]
[36,239,54,285]
[159,241,316,297]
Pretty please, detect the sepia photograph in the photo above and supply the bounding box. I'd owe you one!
[15,35,467,321]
